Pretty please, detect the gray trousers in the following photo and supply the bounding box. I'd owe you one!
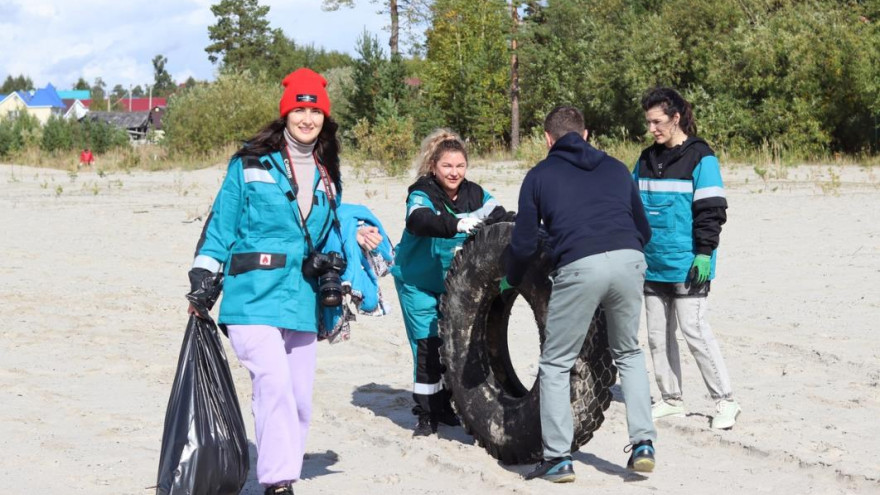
[540,249,657,459]
[645,287,733,401]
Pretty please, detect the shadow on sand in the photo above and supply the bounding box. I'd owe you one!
[351,382,475,446]
[238,442,342,494]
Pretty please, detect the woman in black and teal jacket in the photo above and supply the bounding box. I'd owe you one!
[392,129,512,436]
[634,87,741,430]
[186,68,383,495]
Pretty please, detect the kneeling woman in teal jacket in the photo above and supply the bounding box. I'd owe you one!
[186,68,382,495]
[392,129,512,436]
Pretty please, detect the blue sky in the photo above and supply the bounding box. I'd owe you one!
[0,0,389,91]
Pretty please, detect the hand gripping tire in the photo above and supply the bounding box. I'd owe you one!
[439,222,617,464]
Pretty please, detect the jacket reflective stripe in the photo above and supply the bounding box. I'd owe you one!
[693,185,726,201]
[638,179,693,193]
[408,203,430,216]
[413,381,444,395]
[243,168,275,184]
[472,198,500,218]
[192,254,222,272]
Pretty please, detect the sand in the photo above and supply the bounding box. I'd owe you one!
[0,160,878,494]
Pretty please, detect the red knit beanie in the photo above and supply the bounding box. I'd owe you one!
[279,68,331,118]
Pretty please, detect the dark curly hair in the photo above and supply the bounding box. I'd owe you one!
[641,87,697,137]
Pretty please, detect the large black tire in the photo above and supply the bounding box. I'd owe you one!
[439,222,617,465]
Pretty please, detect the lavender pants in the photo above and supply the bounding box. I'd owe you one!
[227,325,317,487]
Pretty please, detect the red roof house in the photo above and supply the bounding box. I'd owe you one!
[118,98,167,112]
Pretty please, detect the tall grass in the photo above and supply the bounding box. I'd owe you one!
[3,137,877,174]
[1,143,237,172]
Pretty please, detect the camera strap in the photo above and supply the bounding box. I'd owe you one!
[314,157,348,263]
[315,158,343,233]
[279,148,344,259]
[280,147,316,253]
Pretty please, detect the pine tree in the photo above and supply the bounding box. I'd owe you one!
[152,55,176,96]
[424,0,510,148]
[205,0,273,72]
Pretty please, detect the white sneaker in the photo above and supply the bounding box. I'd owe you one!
[711,399,741,429]
[651,399,685,419]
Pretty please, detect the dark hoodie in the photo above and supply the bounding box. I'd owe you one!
[506,132,651,286]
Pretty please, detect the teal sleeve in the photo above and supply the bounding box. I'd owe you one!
[405,191,437,220]
[198,158,244,263]
[692,155,726,207]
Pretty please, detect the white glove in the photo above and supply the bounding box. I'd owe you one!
[456,217,482,234]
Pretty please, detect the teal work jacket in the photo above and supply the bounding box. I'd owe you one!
[192,151,337,332]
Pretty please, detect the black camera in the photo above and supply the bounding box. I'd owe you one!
[302,251,347,306]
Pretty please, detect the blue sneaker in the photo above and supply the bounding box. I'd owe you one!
[625,440,655,472]
[524,456,575,483]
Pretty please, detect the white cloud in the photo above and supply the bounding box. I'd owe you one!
[1,0,387,90]
[21,2,56,18]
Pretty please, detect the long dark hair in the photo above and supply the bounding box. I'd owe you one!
[641,87,697,137]
[234,116,342,185]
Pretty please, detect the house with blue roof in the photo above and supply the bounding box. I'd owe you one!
[0,83,67,124]
[0,90,30,121]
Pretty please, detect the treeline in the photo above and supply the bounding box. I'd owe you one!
[162,0,880,170]
[0,114,129,158]
[515,0,880,157]
[6,0,878,169]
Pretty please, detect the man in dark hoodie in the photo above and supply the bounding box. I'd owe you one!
[504,106,657,482]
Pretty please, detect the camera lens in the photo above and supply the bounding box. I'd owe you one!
[318,272,343,306]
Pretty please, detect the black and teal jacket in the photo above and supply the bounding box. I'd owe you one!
[391,175,502,294]
[191,150,338,332]
[633,137,728,283]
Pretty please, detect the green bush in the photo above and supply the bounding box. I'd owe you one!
[422,0,510,150]
[351,97,416,176]
[515,128,548,169]
[0,112,127,158]
[518,0,880,158]
[41,115,75,153]
[0,112,40,157]
[323,66,354,129]
[16,113,42,150]
[80,119,129,154]
[162,71,279,156]
[0,119,16,157]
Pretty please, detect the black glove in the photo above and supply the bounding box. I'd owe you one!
[483,206,517,226]
[186,268,223,318]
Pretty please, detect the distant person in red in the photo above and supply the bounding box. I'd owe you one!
[79,148,94,167]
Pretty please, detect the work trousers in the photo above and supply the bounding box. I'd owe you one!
[227,325,317,487]
[644,283,733,401]
[540,250,656,459]
[393,278,451,416]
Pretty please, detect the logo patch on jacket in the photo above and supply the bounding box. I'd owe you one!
[259,254,272,266]
[296,94,318,103]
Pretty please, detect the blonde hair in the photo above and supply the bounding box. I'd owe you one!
[414,128,468,177]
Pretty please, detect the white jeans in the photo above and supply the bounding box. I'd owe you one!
[645,288,733,402]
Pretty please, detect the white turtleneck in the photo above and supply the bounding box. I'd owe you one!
[284,129,317,219]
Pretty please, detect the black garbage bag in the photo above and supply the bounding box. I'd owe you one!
[156,275,249,495]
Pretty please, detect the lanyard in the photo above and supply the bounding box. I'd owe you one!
[282,147,337,201]
[279,147,342,252]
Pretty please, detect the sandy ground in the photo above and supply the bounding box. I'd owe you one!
[0,159,879,495]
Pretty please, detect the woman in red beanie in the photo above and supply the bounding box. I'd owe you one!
[186,68,382,495]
